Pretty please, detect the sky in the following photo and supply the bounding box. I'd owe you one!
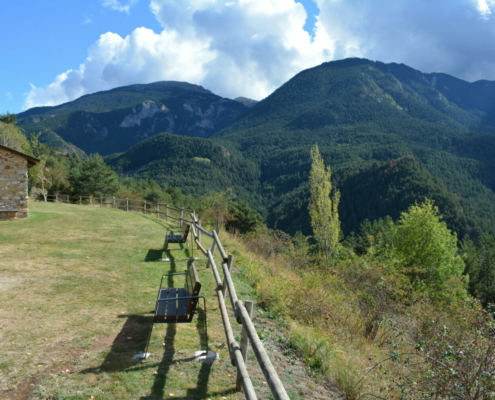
[2,0,495,115]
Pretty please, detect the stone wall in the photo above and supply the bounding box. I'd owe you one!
[0,148,29,218]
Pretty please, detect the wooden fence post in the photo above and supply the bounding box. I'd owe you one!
[180,209,184,227]
[126,198,129,212]
[198,219,202,246]
[237,300,254,391]
[157,203,160,218]
[99,197,102,207]
[113,197,116,209]
[206,230,218,270]
[89,195,92,206]
[144,200,147,214]
[222,255,233,297]
[79,196,82,205]
[166,204,169,222]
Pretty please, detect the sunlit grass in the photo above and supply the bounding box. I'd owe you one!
[0,202,247,400]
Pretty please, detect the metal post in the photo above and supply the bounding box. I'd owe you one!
[237,301,253,391]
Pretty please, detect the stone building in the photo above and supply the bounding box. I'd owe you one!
[0,144,39,220]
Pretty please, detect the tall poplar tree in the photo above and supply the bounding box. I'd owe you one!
[308,144,340,257]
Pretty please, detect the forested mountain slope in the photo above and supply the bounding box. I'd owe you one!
[211,58,495,237]
[17,58,495,238]
[105,132,263,210]
[16,81,250,155]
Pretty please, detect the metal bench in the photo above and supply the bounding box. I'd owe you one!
[164,224,190,250]
[144,260,207,355]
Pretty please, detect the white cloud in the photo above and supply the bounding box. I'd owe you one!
[23,0,495,110]
[474,0,495,17]
[24,27,215,109]
[314,0,495,81]
[25,0,332,108]
[101,0,139,13]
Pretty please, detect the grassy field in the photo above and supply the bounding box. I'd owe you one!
[0,202,344,400]
[0,202,261,400]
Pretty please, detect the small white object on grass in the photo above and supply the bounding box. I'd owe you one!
[133,352,151,359]
[194,350,218,362]
[158,258,170,262]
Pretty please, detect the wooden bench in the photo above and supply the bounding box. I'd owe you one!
[144,260,208,355]
[164,224,190,249]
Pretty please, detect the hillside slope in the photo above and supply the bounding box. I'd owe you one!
[17,58,495,238]
[210,58,495,236]
[17,81,250,155]
[106,132,264,210]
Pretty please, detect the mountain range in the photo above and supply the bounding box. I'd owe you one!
[17,81,253,155]
[17,58,495,238]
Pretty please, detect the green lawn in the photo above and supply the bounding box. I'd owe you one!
[0,202,249,400]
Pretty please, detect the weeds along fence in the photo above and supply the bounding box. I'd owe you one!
[44,194,290,400]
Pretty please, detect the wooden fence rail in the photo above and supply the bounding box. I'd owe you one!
[42,194,289,400]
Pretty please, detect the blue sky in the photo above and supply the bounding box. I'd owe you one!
[2,0,495,115]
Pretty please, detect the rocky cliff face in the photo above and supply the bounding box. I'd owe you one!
[17,81,250,155]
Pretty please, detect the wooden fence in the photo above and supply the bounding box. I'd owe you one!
[44,194,290,400]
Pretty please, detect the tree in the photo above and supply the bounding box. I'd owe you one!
[143,180,173,205]
[199,189,234,231]
[308,144,340,257]
[226,201,264,234]
[0,121,29,152]
[69,154,119,196]
[29,133,46,158]
[463,234,495,306]
[29,159,50,201]
[393,200,465,296]
[0,112,17,125]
